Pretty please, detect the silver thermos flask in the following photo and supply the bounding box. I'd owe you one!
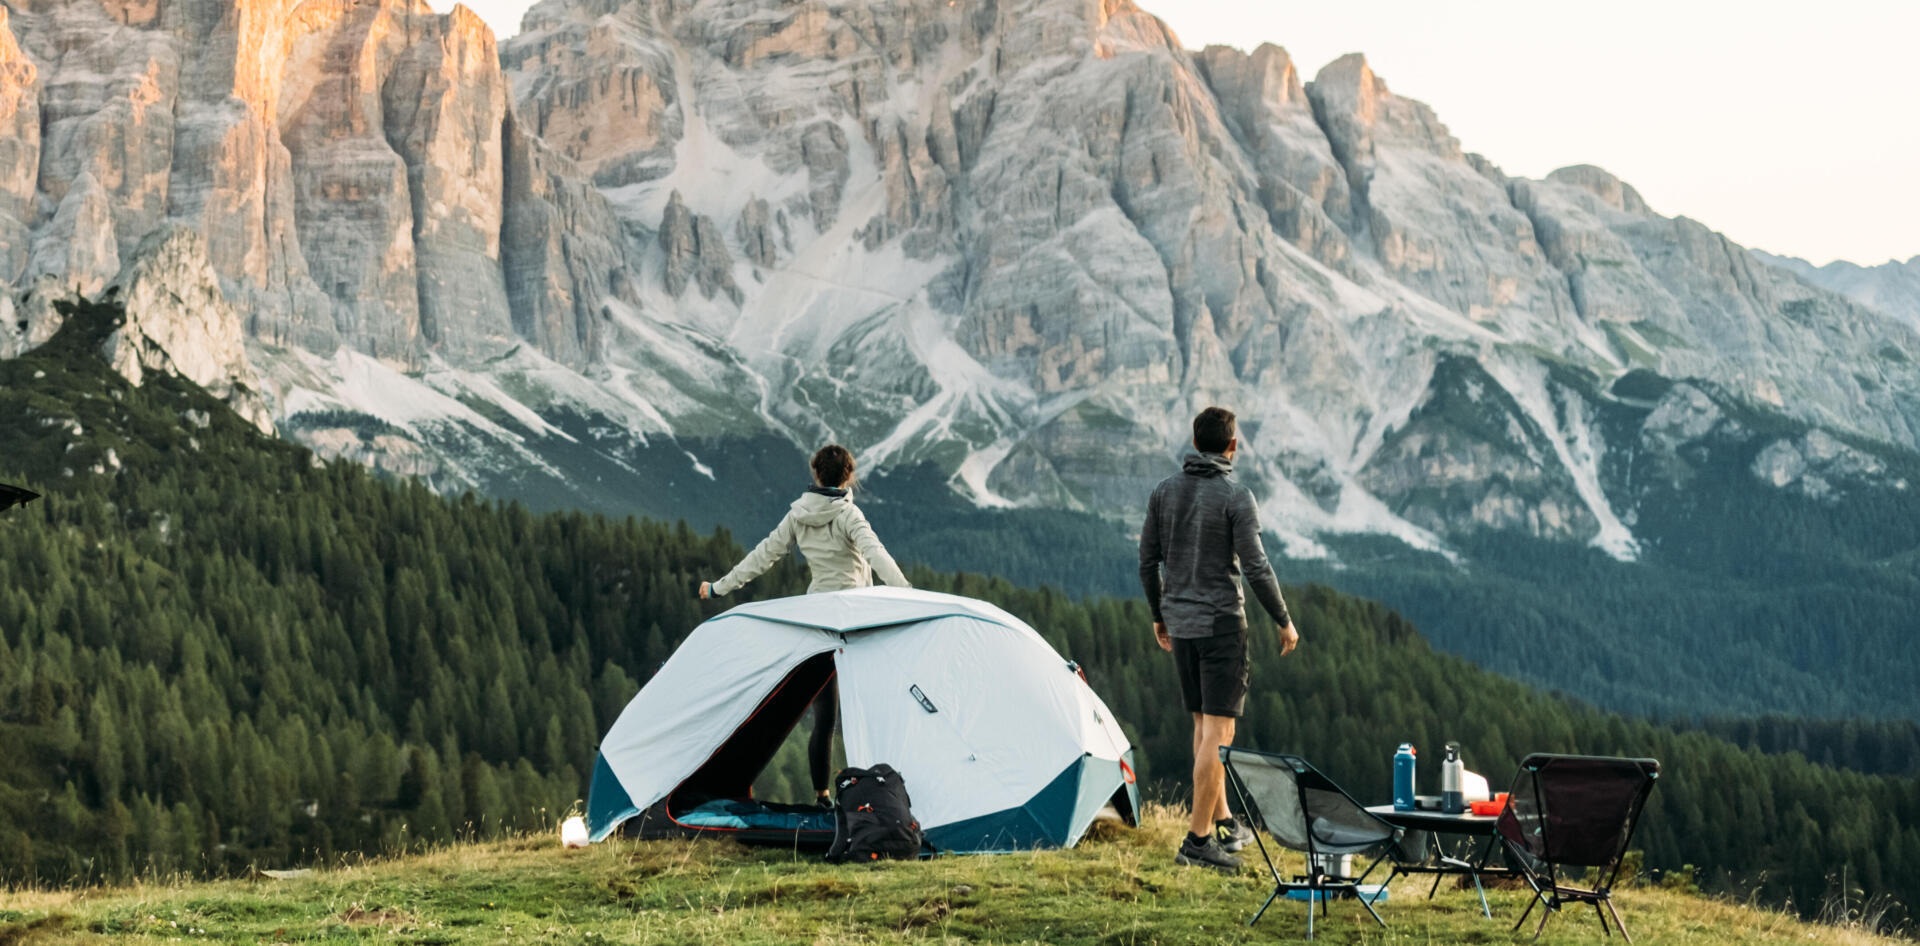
[1441,742,1465,814]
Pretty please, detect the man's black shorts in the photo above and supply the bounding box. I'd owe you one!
[1171,626,1249,718]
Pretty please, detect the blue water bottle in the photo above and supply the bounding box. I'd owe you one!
[1394,743,1418,811]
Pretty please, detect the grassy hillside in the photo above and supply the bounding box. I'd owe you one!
[1,807,1903,946]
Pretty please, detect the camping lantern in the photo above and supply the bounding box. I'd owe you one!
[560,815,589,848]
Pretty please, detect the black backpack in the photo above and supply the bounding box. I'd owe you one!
[825,764,923,862]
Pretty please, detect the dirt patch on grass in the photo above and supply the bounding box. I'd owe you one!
[740,876,862,906]
[899,886,978,930]
[605,866,688,904]
[898,896,953,929]
[1098,871,1169,902]
[0,915,68,946]
[339,904,412,926]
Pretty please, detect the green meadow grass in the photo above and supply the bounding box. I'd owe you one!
[0,806,1900,945]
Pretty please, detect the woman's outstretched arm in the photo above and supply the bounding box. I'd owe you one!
[710,514,797,596]
[845,507,911,588]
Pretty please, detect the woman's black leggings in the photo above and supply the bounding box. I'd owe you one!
[809,678,838,794]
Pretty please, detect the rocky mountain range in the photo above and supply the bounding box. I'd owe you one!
[1753,250,1920,333]
[3,0,1918,562]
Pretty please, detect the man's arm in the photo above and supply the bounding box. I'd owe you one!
[1138,487,1170,649]
[1230,489,1298,653]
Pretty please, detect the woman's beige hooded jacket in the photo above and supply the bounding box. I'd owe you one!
[710,487,910,596]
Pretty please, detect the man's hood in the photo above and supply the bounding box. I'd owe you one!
[1183,451,1233,478]
[790,488,853,526]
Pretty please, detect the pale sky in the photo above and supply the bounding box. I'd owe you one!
[460,0,1917,267]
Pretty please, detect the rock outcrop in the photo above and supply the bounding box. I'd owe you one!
[499,110,629,367]
[103,227,274,432]
[1195,44,1354,274]
[658,190,740,302]
[501,0,683,188]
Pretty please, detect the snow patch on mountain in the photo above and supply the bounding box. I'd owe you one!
[1482,354,1639,560]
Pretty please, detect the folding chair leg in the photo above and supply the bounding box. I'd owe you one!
[1595,900,1612,936]
[1532,899,1554,940]
[1249,888,1280,927]
[1469,835,1496,919]
[1606,898,1634,945]
[1358,886,1389,929]
[1512,892,1538,933]
[1428,869,1445,900]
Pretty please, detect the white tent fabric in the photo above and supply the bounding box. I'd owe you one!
[589,587,1136,849]
[836,614,1129,830]
[594,614,839,824]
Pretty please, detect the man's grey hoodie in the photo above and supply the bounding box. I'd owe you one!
[711,486,911,596]
[1138,452,1291,638]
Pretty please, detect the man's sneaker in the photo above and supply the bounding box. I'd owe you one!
[1215,816,1254,853]
[1176,833,1242,872]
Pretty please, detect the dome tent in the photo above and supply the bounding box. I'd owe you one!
[587,587,1140,852]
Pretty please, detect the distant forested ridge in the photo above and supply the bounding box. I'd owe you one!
[0,300,1915,924]
[1689,717,1920,778]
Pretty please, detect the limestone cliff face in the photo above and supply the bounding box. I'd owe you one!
[0,0,633,374]
[501,0,682,188]
[1195,43,1354,276]
[0,5,36,285]
[7,0,1917,560]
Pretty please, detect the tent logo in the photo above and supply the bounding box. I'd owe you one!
[909,685,938,714]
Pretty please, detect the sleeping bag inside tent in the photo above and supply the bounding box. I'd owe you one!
[587,587,1139,853]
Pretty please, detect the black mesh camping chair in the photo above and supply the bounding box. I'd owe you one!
[1221,747,1398,939]
[1497,753,1660,942]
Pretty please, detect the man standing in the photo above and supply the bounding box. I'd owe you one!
[1139,406,1300,871]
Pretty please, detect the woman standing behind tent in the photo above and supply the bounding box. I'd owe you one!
[698,444,910,803]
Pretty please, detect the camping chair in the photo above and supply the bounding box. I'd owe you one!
[1497,754,1660,942]
[1221,747,1399,939]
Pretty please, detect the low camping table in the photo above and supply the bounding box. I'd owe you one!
[1364,805,1520,918]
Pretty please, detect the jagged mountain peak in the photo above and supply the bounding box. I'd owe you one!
[1194,43,1308,112]
[1544,164,1651,215]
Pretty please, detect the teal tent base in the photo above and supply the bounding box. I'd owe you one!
[589,748,1139,850]
[923,753,1137,853]
[587,753,640,842]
